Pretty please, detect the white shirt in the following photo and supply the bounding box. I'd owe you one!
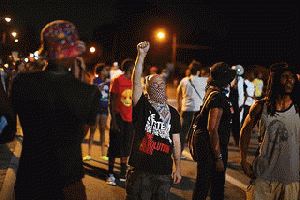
[178,75,208,112]
[237,76,255,107]
[110,69,123,80]
[244,79,255,106]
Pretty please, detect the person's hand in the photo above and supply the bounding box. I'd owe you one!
[172,169,181,184]
[241,161,255,179]
[215,160,225,172]
[137,41,150,57]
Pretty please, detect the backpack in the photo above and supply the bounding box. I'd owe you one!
[186,91,218,161]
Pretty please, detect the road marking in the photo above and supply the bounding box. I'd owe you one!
[226,174,248,191]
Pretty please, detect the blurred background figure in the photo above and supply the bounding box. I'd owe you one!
[200,66,210,78]
[160,68,169,83]
[149,66,158,75]
[83,63,110,161]
[110,61,123,80]
[177,60,207,157]
[15,60,27,73]
[240,71,255,127]
[229,65,245,146]
[253,70,264,100]
[0,58,8,93]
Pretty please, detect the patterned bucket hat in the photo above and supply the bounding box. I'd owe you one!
[38,20,86,59]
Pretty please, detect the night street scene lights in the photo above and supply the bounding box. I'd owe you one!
[4,17,11,23]
[90,46,96,54]
[156,31,165,41]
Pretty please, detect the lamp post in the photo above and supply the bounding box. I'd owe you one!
[155,29,177,65]
[1,17,12,44]
[155,28,214,66]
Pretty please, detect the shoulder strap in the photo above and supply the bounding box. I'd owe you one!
[195,90,219,120]
[189,77,203,101]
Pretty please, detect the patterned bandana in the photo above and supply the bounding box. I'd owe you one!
[39,20,86,59]
[145,74,167,104]
[146,75,170,122]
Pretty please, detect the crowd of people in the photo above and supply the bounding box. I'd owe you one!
[0,20,299,200]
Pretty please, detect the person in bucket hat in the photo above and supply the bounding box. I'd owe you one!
[10,20,100,199]
[38,20,86,60]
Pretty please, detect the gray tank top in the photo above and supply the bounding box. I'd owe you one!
[253,103,300,184]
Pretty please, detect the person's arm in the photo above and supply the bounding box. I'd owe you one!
[176,85,182,113]
[172,133,181,184]
[109,92,120,132]
[207,107,225,172]
[132,41,150,106]
[240,101,263,178]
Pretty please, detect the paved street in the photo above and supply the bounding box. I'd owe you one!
[0,83,258,199]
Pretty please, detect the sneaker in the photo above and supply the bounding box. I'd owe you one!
[119,173,126,182]
[107,174,116,186]
[101,156,109,161]
[83,155,91,161]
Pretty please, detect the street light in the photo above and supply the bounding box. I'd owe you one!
[90,46,96,54]
[12,31,17,37]
[154,28,214,66]
[4,17,11,23]
[157,31,165,40]
[155,28,176,65]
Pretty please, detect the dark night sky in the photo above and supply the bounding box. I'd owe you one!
[1,0,299,70]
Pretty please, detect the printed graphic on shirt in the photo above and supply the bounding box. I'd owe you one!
[100,84,109,101]
[120,89,132,107]
[263,120,288,162]
[139,132,170,155]
[139,111,172,155]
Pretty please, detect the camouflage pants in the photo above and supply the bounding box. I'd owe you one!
[125,169,172,200]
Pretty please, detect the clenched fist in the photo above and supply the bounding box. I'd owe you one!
[137,41,150,57]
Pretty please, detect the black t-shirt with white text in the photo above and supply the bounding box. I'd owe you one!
[129,95,181,175]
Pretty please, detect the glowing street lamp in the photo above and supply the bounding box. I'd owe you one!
[4,17,11,23]
[90,46,96,54]
[157,31,165,40]
[155,28,176,65]
[12,32,17,37]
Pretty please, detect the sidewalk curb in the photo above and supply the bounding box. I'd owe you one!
[0,135,22,200]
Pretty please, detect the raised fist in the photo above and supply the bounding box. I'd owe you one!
[137,41,150,56]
